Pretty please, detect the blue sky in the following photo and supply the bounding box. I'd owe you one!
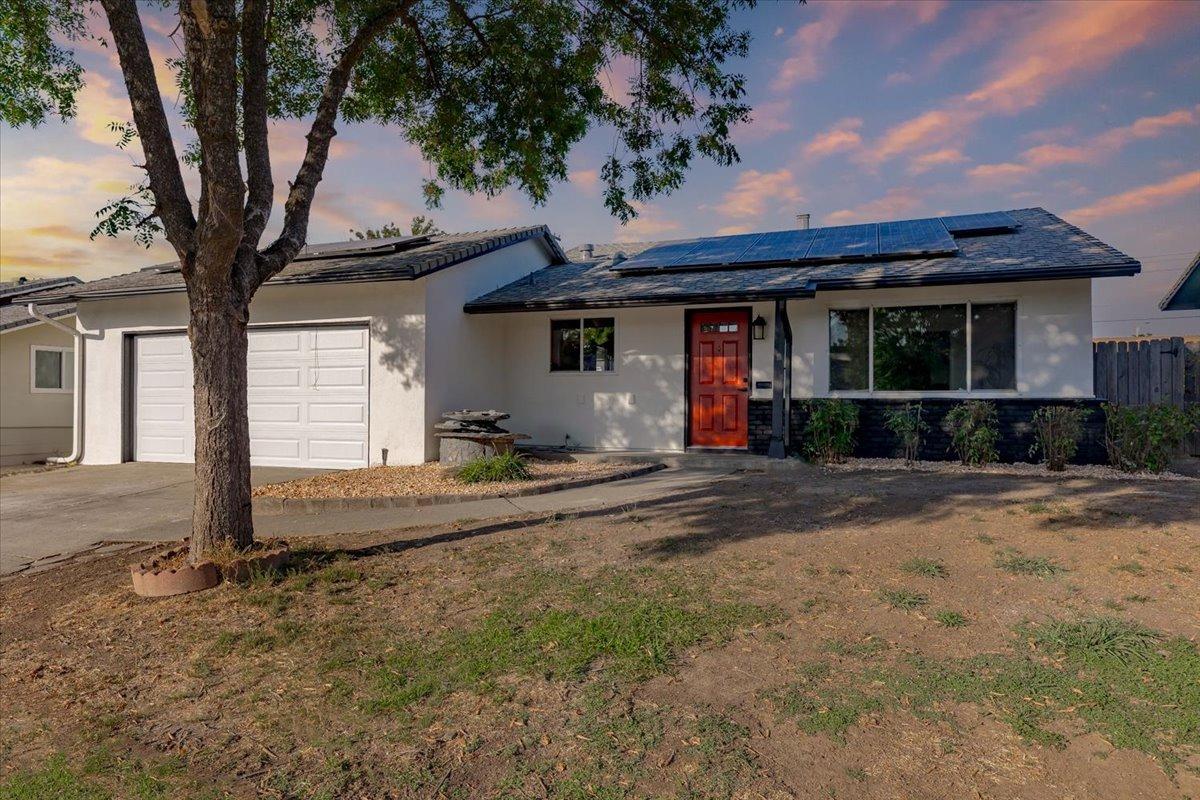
[1,0,1197,335]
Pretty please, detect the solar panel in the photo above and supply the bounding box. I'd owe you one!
[733,229,818,265]
[940,211,1018,234]
[679,232,765,266]
[611,238,706,270]
[804,223,879,261]
[878,218,958,257]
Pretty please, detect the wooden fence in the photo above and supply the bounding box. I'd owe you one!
[1093,337,1199,455]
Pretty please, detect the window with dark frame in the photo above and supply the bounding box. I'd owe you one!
[550,317,615,372]
[828,302,1016,392]
[31,346,74,392]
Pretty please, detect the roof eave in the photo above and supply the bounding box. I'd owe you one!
[464,284,818,314]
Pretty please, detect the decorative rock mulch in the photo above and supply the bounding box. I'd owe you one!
[252,462,666,513]
[823,457,1196,482]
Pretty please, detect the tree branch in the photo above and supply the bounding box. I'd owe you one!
[257,1,413,284]
[449,0,490,53]
[99,0,196,258]
[240,0,272,251]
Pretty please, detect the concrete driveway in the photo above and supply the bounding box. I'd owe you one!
[0,461,725,576]
[0,463,326,575]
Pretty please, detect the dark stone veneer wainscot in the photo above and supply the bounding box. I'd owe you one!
[748,398,1107,465]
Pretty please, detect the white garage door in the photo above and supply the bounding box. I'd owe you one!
[134,326,370,468]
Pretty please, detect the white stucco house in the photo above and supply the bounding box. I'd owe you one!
[0,277,81,466]
[24,208,1140,468]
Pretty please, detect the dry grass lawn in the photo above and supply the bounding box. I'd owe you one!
[2,466,1198,799]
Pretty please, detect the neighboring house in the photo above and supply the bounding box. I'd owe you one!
[25,208,1139,468]
[0,277,81,466]
[1159,251,1200,312]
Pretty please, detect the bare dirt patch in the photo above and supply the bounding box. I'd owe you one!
[251,459,638,499]
[2,468,1198,798]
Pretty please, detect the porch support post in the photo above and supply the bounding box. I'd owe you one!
[769,298,792,459]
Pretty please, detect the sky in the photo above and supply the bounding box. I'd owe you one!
[1,0,1198,337]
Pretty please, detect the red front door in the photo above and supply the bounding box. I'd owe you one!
[688,309,750,448]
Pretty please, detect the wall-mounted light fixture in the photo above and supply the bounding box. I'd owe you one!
[752,315,767,340]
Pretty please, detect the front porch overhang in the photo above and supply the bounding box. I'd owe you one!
[462,285,816,314]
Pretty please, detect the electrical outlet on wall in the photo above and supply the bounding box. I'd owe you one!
[576,393,586,406]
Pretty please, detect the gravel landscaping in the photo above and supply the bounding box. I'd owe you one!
[251,459,643,499]
[824,456,1197,482]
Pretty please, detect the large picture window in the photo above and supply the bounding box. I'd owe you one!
[828,302,1015,393]
[551,317,615,372]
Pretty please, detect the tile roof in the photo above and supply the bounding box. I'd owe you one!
[23,227,566,304]
[465,208,1140,313]
[1159,251,1200,311]
[0,277,80,332]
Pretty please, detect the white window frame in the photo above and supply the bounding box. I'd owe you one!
[548,315,618,375]
[30,345,74,394]
[828,300,1019,397]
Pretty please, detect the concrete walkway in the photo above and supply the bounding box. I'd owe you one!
[0,462,726,575]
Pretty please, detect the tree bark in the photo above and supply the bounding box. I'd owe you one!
[188,283,254,560]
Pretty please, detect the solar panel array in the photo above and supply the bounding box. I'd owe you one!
[612,211,1018,273]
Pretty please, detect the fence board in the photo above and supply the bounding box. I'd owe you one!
[1094,337,1194,408]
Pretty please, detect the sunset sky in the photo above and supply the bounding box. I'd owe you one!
[1,0,1197,336]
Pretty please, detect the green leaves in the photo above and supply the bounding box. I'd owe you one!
[0,0,88,126]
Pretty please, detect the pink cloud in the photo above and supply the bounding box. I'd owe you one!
[770,3,856,91]
[716,224,752,236]
[825,188,923,225]
[884,71,913,87]
[967,162,1034,186]
[1068,170,1200,223]
[858,1,1194,167]
[926,4,1026,69]
[1020,105,1199,166]
[614,202,681,242]
[965,1,1191,113]
[906,148,969,175]
[714,169,803,219]
[735,99,793,143]
[568,168,601,193]
[803,117,862,158]
[857,108,981,166]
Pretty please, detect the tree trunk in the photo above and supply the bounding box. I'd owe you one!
[188,295,254,561]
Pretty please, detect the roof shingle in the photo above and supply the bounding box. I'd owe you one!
[464,208,1139,313]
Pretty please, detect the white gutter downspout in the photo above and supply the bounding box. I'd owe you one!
[26,303,83,464]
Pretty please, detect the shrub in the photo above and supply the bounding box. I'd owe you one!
[884,403,927,465]
[1103,403,1198,473]
[1029,405,1087,471]
[456,451,532,483]
[944,401,999,466]
[802,400,859,463]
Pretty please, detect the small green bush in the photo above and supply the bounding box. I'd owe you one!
[884,402,926,465]
[944,401,1000,466]
[456,451,533,483]
[803,399,859,463]
[1102,403,1198,473]
[1030,405,1087,471]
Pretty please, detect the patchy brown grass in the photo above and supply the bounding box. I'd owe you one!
[2,468,1198,799]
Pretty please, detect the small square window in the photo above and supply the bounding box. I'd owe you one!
[550,318,615,372]
[31,346,73,392]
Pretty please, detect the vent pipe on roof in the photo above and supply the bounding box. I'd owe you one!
[795,213,810,230]
[580,243,594,258]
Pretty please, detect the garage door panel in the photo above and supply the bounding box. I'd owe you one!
[248,402,301,423]
[248,367,303,388]
[308,439,368,464]
[308,403,367,424]
[313,327,368,352]
[135,326,369,468]
[249,331,303,353]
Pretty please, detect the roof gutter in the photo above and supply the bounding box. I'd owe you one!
[26,304,83,464]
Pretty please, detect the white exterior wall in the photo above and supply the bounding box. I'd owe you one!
[502,301,777,451]
[74,281,427,466]
[499,279,1095,452]
[423,238,559,459]
[788,278,1094,398]
[0,320,76,465]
